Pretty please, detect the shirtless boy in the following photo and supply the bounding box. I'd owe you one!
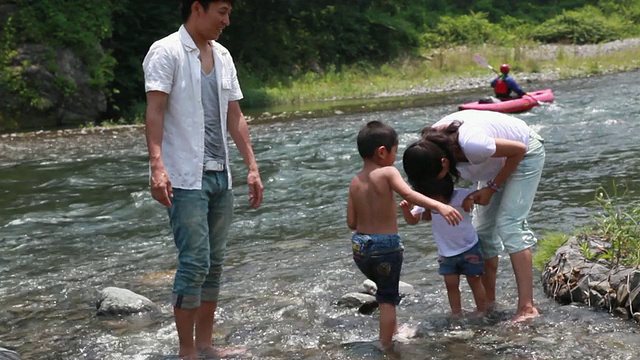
[346,120,462,350]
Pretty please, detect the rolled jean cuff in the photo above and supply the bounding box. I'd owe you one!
[201,287,221,303]
[172,293,200,310]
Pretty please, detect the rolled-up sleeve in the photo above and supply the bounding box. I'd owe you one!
[143,43,174,94]
[227,60,243,102]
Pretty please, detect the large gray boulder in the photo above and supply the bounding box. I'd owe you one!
[96,287,159,316]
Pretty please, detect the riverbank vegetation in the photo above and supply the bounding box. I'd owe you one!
[1,0,640,128]
[533,181,640,270]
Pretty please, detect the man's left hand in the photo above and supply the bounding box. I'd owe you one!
[247,170,264,208]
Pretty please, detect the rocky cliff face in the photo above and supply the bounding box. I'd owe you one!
[0,5,106,130]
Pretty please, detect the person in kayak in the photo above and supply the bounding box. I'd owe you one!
[491,64,527,100]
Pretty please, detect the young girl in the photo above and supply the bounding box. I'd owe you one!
[400,174,487,316]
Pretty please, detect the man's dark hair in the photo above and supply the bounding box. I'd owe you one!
[356,121,398,159]
[180,0,233,23]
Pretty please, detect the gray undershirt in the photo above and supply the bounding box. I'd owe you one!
[201,67,226,164]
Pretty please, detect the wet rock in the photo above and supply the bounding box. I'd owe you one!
[446,330,475,340]
[588,280,611,294]
[617,284,629,307]
[633,313,640,323]
[399,281,417,296]
[96,287,159,316]
[628,282,640,312]
[337,292,376,309]
[0,347,21,360]
[627,270,640,290]
[613,307,630,319]
[542,235,640,324]
[361,279,416,296]
[362,279,376,295]
[588,290,603,307]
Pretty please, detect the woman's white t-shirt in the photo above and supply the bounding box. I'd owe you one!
[432,110,531,181]
[411,188,478,257]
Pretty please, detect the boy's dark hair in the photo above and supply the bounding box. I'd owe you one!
[180,0,233,23]
[411,173,454,204]
[356,121,398,159]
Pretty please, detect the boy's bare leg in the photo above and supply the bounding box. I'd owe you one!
[509,249,540,322]
[481,256,498,308]
[378,303,397,350]
[466,275,487,313]
[444,274,462,316]
[174,307,198,358]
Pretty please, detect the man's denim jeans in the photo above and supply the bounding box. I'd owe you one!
[167,171,233,309]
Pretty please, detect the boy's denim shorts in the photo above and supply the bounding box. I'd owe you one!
[438,242,484,276]
[351,233,404,305]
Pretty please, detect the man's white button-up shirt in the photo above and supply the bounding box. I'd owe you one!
[143,25,243,190]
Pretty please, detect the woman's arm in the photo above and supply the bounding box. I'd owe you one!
[492,138,527,187]
[473,138,527,205]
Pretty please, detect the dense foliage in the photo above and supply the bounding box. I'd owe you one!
[1,0,640,124]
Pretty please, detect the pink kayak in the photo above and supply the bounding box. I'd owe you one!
[458,89,554,113]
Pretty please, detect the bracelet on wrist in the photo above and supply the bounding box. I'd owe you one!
[487,179,500,192]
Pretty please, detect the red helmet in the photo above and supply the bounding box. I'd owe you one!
[500,64,510,74]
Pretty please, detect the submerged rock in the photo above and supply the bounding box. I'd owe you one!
[96,287,159,316]
[0,347,21,360]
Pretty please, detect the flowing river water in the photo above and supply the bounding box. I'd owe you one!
[1,71,640,360]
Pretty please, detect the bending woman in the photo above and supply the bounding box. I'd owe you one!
[403,109,544,322]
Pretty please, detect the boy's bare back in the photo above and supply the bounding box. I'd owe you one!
[347,165,401,235]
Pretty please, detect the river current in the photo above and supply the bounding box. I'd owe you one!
[1,71,640,359]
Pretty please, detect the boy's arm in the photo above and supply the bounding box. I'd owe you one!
[346,189,357,230]
[399,200,420,225]
[386,167,462,225]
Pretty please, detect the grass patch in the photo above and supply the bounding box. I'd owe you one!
[581,181,640,267]
[533,232,570,271]
[242,41,640,108]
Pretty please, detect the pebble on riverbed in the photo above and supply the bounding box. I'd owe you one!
[337,279,417,314]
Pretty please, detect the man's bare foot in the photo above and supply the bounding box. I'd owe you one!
[198,345,249,358]
[511,306,540,322]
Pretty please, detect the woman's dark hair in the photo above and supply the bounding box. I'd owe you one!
[402,121,463,189]
[356,120,398,159]
[180,0,233,23]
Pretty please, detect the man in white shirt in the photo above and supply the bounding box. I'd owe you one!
[142,0,263,358]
